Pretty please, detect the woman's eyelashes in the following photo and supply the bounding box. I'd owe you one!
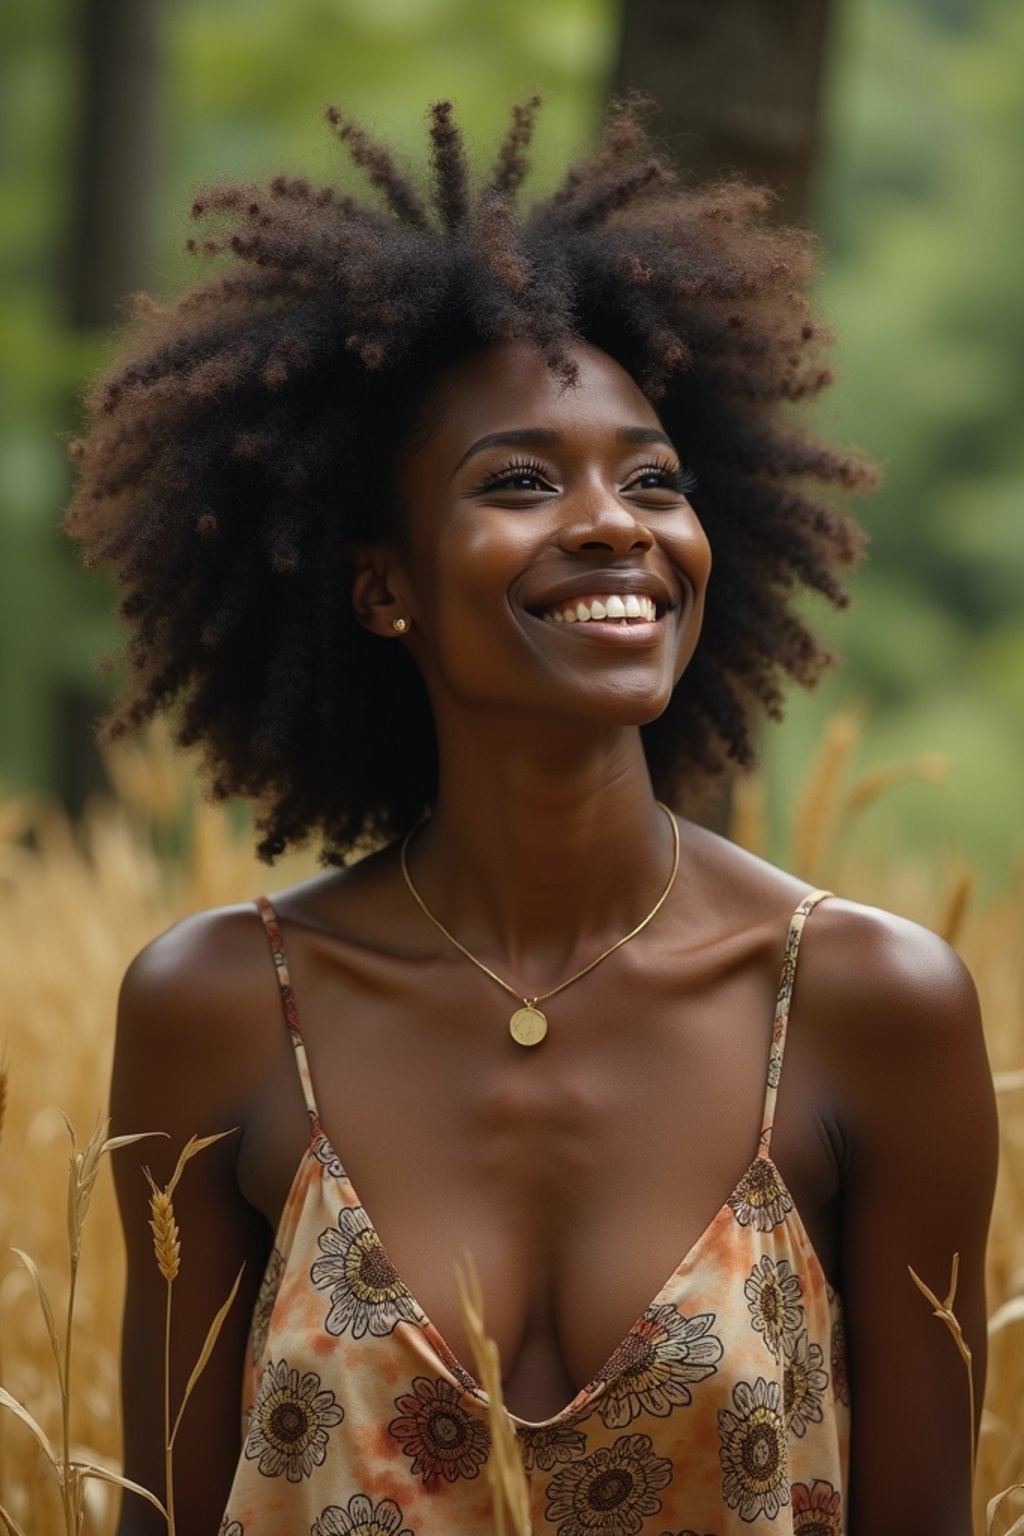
[468,456,697,498]
[628,460,699,496]
[469,457,553,494]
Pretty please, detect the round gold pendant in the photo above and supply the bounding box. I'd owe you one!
[509,1006,547,1047]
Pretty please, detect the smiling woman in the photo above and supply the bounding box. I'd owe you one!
[364,342,712,739]
[65,98,996,1536]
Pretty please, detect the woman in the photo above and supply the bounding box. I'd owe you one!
[67,98,996,1535]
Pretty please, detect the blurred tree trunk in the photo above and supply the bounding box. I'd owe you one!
[61,0,163,811]
[67,0,162,326]
[612,1,833,831]
[612,0,832,222]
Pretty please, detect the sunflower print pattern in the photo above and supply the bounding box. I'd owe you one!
[311,1206,423,1338]
[718,1377,790,1520]
[518,1420,588,1473]
[727,1157,794,1232]
[220,889,847,1532]
[388,1376,491,1485]
[244,1360,344,1481]
[249,1247,285,1366]
[312,1494,415,1536]
[544,1433,673,1535]
[782,1332,829,1438]
[791,1478,843,1535]
[311,1127,347,1180]
[745,1255,803,1363]
[593,1305,723,1428]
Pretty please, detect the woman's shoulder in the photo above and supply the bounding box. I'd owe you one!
[120,854,375,990]
[113,901,289,1125]
[690,822,982,1057]
[121,899,275,1021]
[111,901,290,1164]
[792,894,989,1160]
[116,854,391,1040]
[796,891,978,1029]
[696,823,976,1013]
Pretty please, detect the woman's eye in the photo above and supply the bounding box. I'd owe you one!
[472,459,553,495]
[627,462,698,495]
[500,470,547,491]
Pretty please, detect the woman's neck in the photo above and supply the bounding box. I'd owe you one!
[404,721,681,987]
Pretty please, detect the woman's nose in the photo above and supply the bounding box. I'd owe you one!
[556,489,654,555]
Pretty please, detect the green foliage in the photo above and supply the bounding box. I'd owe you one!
[2,0,1021,880]
[0,0,616,794]
[759,0,1024,885]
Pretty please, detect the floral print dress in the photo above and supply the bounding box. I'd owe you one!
[220,889,848,1535]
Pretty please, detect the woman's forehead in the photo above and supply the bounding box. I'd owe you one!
[411,339,665,464]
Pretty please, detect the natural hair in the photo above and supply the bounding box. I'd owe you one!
[66,95,875,861]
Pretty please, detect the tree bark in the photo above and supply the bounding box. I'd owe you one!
[67,0,162,327]
[612,0,832,222]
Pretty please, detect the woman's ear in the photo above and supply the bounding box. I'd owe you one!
[349,545,412,638]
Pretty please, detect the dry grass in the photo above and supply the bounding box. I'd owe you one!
[456,1256,533,1536]
[0,729,316,1535]
[734,711,1024,1532]
[138,1132,242,1536]
[0,718,1021,1533]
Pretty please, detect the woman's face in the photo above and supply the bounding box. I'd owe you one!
[377,339,711,731]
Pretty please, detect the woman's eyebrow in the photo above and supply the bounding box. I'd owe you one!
[618,426,675,450]
[453,428,559,474]
[453,424,674,475]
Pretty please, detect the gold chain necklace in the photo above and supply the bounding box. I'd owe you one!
[399,802,680,1047]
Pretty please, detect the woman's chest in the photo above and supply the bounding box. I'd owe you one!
[237,943,842,1417]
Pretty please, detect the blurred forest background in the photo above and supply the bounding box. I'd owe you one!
[1,0,1022,880]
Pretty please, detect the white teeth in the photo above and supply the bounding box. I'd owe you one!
[543,593,660,624]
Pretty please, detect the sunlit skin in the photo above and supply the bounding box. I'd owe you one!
[112,340,996,1536]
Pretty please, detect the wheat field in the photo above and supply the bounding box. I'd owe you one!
[0,720,1021,1534]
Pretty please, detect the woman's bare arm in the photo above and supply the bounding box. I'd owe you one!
[110,908,288,1536]
[813,904,997,1535]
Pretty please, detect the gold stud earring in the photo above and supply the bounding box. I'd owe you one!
[392,616,409,634]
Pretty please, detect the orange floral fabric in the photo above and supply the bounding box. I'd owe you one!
[220,890,848,1535]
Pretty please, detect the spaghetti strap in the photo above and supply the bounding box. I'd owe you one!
[758,888,832,1155]
[254,895,322,1135]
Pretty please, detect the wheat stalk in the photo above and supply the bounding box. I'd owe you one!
[144,1132,243,1534]
[908,1255,976,1498]
[728,770,767,857]
[455,1255,532,1536]
[987,1483,1024,1535]
[939,870,975,949]
[791,708,862,878]
[0,1116,166,1536]
[145,1182,181,1284]
[841,752,949,820]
